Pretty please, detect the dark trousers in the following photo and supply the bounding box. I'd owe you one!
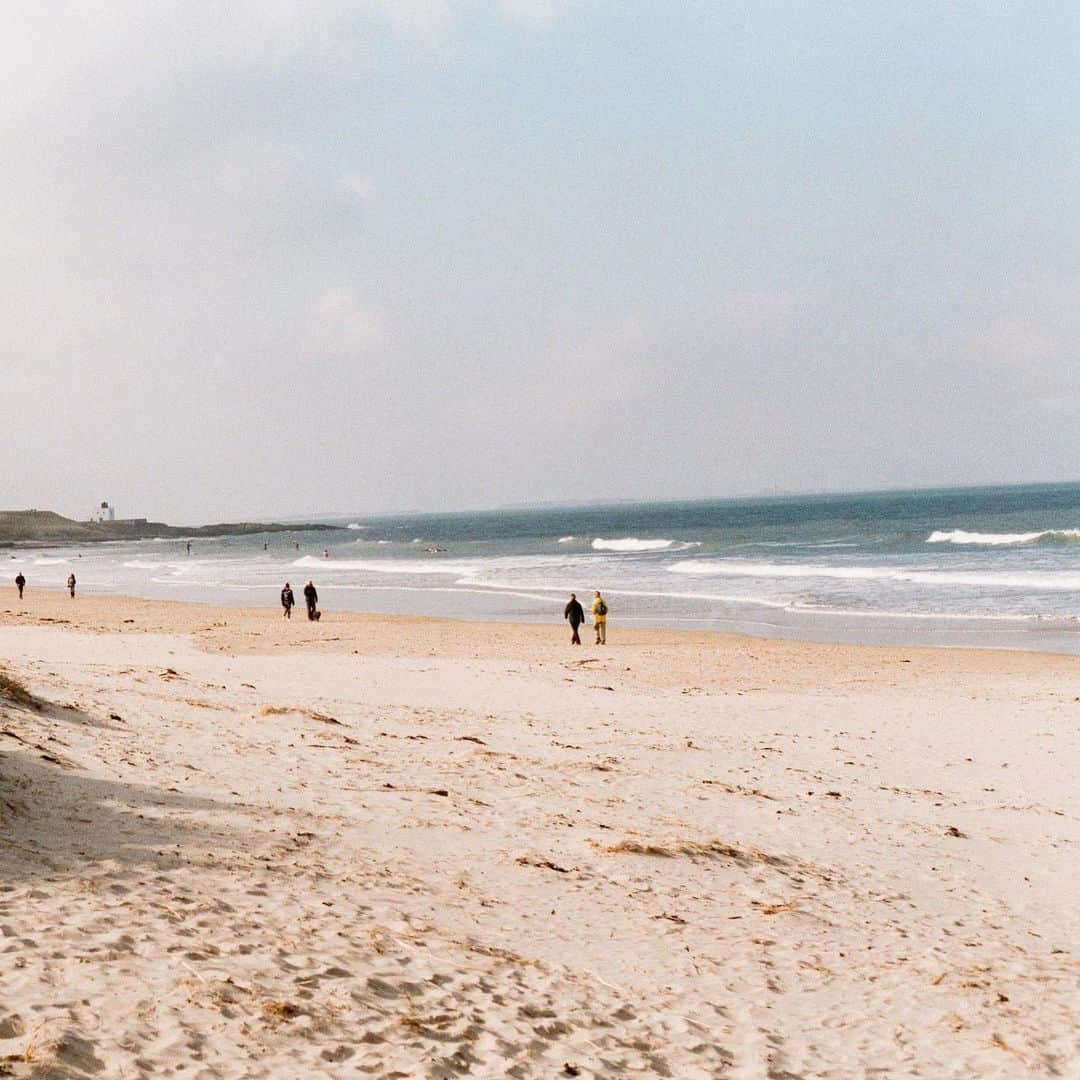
[569,622,582,645]
[307,602,317,621]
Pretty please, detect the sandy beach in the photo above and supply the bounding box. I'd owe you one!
[0,590,1077,1078]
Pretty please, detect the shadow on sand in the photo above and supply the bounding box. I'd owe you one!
[0,696,248,884]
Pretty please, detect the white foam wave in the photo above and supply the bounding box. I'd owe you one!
[927,528,1080,546]
[592,537,697,552]
[291,554,478,577]
[669,559,1080,591]
[346,523,367,530]
[557,536,576,544]
[33,557,70,565]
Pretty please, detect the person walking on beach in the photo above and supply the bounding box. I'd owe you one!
[303,580,319,621]
[281,582,295,619]
[14,573,25,599]
[67,573,76,598]
[591,590,608,645]
[564,593,585,645]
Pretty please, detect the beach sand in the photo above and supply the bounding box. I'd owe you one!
[0,590,1076,1077]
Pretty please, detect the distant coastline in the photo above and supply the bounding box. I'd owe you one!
[0,509,338,546]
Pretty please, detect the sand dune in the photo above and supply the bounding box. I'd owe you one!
[0,592,1077,1076]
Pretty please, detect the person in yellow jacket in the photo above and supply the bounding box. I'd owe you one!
[591,590,608,645]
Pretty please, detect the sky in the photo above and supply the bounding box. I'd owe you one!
[2,1,1079,523]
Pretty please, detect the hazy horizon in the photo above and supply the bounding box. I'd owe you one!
[240,475,1080,525]
[5,3,1079,523]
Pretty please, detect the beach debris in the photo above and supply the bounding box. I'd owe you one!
[652,912,687,925]
[516,855,571,873]
[260,705,342,725]
[261,1000,303,1023]
[0,670,42,711]
[944,826,967,838]
[702,780,777,801]
[563,1064,582,1076]
[457,735,487,745]
[428,788,449,797]
[601,838,789,868]
[752,900,799,916]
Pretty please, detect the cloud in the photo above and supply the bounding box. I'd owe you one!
[715,288,819,331]
[312,289,386,354]
[379,0,451,42]
[338,170,377,201]
[499,0,562,24]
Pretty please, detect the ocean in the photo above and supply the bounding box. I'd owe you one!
[10,482,1080,653]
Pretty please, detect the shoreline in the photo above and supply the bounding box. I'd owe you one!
[5,585,1080,667]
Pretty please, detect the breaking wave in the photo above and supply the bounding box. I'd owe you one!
[592,537,698,553]
[668,559,1080,591]
[291,554,478,577]
[927,528,1080,546]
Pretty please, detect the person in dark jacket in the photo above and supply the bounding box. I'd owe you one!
[303,580,319,621]
[281,582,295,619]
[67,573,76,598]
[14,573,25,599]
[564,593,584,645]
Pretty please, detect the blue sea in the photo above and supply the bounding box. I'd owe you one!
[12,482,1080,653]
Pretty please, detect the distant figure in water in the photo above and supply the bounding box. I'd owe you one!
[295,541,300,551]
[186,541,191,555]
[591,590,608,645]
[14,573,25,599]
[280,582,294,619]
[67,573,76,598]
[564,592,584,645]
[323,548,330,559]
[264,541,268,551]
[303,580,320,621]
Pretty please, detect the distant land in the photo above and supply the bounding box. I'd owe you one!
[0,510,338,546]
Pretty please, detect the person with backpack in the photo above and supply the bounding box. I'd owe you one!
[281,582,295,619]
[303,580,319,621]
[14,572,25,599]
[591,590,608,645]
[67,573,76,598]
[563,593,585,645]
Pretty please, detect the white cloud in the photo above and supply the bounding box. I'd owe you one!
[338,170,377,201]
[378,0,451,43]
[313,288,386,353]
[500,0,562,24]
